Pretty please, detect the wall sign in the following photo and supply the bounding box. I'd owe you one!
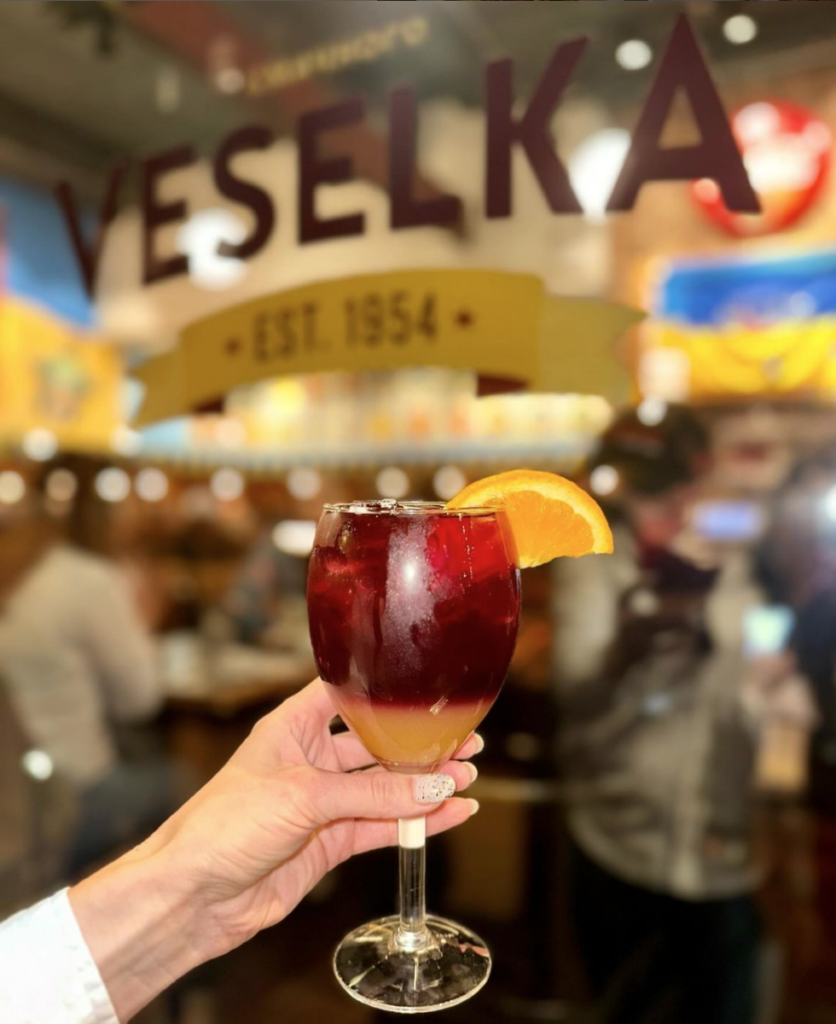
[0,300,121,450]
[692,100,832,237]
[643,248,836,400]
[246,16,429,96]
[57,14,758,298]
[132,270,643,426]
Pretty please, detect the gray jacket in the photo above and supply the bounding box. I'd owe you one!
[553,527,765,899]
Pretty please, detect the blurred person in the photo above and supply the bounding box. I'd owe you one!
[748,451,836,991]
[221,516,308,647]
[756,452,836,809]
[553,406,813,1024]
[0,456,176,878]
[0,678,481,1024]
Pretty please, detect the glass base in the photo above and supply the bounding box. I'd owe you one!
[333,915,491,1013]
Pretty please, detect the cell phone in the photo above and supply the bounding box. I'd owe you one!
[692,501,765,544]
[743,605,795,660]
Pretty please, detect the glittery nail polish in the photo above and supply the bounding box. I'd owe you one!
[413,774,456,804]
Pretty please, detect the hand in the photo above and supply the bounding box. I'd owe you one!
[137,678,478,949]
[70,679,479,1020]
[748,652,797,696]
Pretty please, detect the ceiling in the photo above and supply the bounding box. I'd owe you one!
[224,1,836,106]
[0,0,834,200]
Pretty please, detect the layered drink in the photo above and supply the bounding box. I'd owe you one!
[307,501,521,773]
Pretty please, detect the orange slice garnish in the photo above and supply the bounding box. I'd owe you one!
[447,469,614,568]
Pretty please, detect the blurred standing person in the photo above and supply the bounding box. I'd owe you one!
[757,454,836,810]
[0,456,174,878]
[553,407,812,1024]
[751,454,836,992]
[221,518,308,647]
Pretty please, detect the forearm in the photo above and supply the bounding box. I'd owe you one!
[69,845,204,1022]
[62,677,479,1021]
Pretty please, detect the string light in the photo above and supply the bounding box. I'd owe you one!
[287,467,322,501]
[433,466,467,501]
[211,468,245,502]
[21,750,53,781]
[637,398,668,427]
[590,465,620,498]
[215,66,245,95]
[95,468,131,503]
[616,40,652,72]
[22,428,58,462]
[45,469,78,504]
[723,15,758,46]
[376,467,410,500]
[135,468,169,503]
[0,471,25,505]
[273,521,317,557]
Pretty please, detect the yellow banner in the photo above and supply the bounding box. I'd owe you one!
[0,298,122,450]
[647,319,836,398]
[133,270,644,427]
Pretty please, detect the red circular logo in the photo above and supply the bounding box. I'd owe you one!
[692,100,832,236]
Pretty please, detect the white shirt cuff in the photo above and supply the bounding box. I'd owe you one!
[0,888,119,1024]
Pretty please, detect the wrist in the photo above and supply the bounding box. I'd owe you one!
[69,843,205,1021]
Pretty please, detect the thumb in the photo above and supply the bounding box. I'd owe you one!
[308,768,459,825]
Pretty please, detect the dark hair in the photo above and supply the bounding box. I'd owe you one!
[36,454,116,556]
[589,405,710,497]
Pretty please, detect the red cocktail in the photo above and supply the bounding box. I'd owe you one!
[307,500,520,1012]
[308,501,520,773]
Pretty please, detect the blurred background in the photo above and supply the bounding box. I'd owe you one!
[4,1,836,1022]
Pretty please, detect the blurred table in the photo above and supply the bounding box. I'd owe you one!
[159,633,316,779]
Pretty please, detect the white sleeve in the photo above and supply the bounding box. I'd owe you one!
[0,889,119,1024]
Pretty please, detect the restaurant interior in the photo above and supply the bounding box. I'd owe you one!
[4,1,836,1022]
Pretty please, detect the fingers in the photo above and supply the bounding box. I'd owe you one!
[453,733,485,761]
[336,732,485,773]
[245,679,332,755]
[332,732,376,772]
[336,736,485,774]
[270,682,485,772]
[283,678,335,730]
[351,798,479,857]
[307,759,478,827]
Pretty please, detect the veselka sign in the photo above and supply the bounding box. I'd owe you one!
[57,15,759,298]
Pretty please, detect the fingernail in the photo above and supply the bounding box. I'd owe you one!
[465,762,478,784]
[414,774,456,804]
[473,734,485,754]
[467,799,480,816]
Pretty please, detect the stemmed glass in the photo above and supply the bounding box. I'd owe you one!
[307,500,521,1013]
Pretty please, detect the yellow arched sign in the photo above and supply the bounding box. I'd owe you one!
[133,270,643,427]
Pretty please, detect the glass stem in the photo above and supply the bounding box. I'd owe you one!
[397,817,430,952]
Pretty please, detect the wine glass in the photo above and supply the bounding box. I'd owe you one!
[307,500,521,1013]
